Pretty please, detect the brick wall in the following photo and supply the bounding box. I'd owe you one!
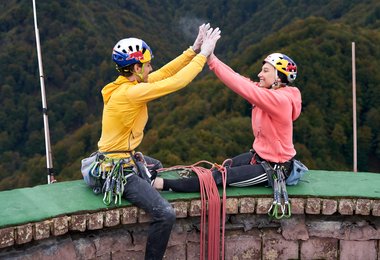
[1,197,380,259]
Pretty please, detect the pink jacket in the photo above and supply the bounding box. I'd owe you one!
[208,55,302,163]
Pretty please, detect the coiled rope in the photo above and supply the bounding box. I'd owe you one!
[159,159,230,260]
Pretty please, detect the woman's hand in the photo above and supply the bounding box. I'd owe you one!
[200,27,221,57]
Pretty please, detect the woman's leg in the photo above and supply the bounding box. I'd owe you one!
[124,175,176,260]
[160,162,267,191]
[214,151,267,186]
[159,151,266,192]
[228,151,254,166]
[226,163,267,187]
[162,174,202,192]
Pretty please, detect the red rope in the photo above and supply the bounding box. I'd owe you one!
[195,166,217,259]
[159,160,228,260]
[218,159,230,259]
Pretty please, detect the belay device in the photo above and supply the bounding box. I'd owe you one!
[133,152,155,185]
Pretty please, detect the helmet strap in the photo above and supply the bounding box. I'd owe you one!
[271,70,285,89]
[133,63,145,81]
[271,70,280,89]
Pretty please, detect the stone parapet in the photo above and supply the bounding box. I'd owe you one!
[1,196,380,259]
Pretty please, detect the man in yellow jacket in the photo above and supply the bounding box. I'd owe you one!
[97,24,220,259]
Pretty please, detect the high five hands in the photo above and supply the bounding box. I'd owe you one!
[192,23,221,58]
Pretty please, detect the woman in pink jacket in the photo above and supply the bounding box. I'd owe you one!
[154,52,302,191]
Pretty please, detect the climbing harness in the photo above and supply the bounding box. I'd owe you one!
[81,151,154,206]
[158,160,229,260]
[262,161,292,219]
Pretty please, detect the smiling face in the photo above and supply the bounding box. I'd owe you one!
[257,62,277,88]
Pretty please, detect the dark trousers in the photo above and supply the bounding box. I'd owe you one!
[163,152,268,192]
[123,156,176,260]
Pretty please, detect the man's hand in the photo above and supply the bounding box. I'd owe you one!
[192,23,210,53]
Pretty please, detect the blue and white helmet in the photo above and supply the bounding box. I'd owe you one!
[112,38,153,67]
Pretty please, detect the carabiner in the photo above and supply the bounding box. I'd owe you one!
[268,202,277,217]
[282,202,292,218]
[103,191,112,206]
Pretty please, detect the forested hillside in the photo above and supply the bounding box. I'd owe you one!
[1,0,379,190]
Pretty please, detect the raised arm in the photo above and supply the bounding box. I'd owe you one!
[129,27,221,103]
[148,23,211,82]
[128,54,207,103]
[208,55,293,119]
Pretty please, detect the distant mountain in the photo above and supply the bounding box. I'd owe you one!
[0,0,379,190]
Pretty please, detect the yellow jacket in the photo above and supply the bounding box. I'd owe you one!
[98,48,206,158]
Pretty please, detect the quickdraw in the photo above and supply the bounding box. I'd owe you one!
[262,161,292,219]
[87,152,136,206]
[102,159,132,206]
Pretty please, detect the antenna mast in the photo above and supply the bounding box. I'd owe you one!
[32,0,56,183]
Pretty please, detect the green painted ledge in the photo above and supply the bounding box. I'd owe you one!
[0,170,379,228]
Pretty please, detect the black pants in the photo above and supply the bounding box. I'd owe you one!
[163,152,268,192]
[124,156,175,260]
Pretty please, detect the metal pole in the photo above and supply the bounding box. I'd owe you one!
[352,42,357,172]
[32,0,56,183]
